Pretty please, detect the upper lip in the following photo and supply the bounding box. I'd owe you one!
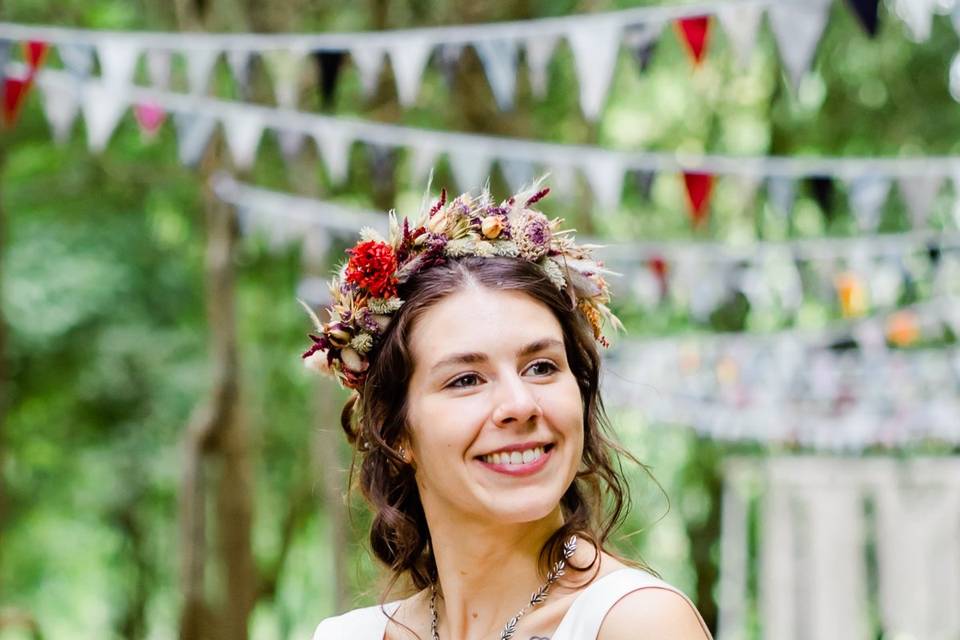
[476,441,552,457]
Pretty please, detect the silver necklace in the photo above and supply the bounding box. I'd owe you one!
[429,535,577,640]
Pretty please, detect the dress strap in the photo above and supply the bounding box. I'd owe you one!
[551,568,712,640]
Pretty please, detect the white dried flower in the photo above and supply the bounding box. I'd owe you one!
[350,332,374,354]
[540,257,567,290]
[367,296,404,314]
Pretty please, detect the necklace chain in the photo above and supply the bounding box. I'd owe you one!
[429,535,577,640]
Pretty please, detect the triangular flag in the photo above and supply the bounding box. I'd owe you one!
[581,154,625,212]
[649,255,670,300]
[313,51,345,110]
[715,5,763,69]
[845,0,881,37]
[58,43,95,78]
[96,39,141,86]
[897,174,943,228]
[634,169,656,200]
[38,78,81,142]
[409,141,440,185]
[3,76,32,126]
[525,35,558,99]
[277,130,306,159]
[767,176,796,219]
[675,16,711,66]
[894,0,937,42]
[566,17,622,121]
[134,102,166,138]
[547,164,577,200]
[350,46,385,99]
[475,39,519,111]
[174,112,217,167]
[623,20,663,73]
[23,40,49,70]
[81,82,129,152]
[769,1,830,92]
[367,144,396,195]
[146,50,172,90]
[184,47,220,95]
[437,44,463,90]
[499,158,536,195]
[683,171,714,227]
[449,149,492,192]
[226,49,253,95]
[311,123,353,185]
[263,48,307,108]
[846,173,891,232]
[950,51,960,102]
[222,110,264,170]
[387,38,433,107]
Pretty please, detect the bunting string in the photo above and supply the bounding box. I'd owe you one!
[19,65,960,229]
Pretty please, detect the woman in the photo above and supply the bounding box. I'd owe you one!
[303,182,712,639]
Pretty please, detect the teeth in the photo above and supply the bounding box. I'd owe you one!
[482,446,545,466]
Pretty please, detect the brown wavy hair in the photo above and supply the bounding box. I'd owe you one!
[338,256,656,630]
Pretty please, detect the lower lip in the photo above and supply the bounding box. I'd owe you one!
[476,447,553,477]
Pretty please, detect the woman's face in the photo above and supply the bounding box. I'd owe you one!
[404,285,584,527]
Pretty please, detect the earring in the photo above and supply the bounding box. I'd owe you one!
[397,445,407,462]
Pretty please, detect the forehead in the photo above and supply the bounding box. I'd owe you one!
[409,287,563,362]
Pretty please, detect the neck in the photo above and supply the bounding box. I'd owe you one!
[425,505,566,640]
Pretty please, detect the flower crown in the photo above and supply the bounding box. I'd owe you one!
[300,179,623,390]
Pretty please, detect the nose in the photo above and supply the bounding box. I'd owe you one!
[492,370,542,427]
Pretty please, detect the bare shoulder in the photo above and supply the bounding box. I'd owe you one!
[597,586,712,640]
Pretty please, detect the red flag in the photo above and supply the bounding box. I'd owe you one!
[23,40,50,70]
[648,255,669,299]
[134,102,167,137]
[675,16,711,66]
[3,76,32,126]
[682,172,714,227]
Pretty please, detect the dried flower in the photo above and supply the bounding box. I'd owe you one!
[345,240,398,298]
[481,215,504,239]
[515,210,552,260]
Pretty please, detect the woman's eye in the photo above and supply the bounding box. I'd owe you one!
[449,373,482,388]
[526,360,558,376]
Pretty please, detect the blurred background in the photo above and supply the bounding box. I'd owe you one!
[1,0,959,638]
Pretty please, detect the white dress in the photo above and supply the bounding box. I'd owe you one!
[311,567,712,639]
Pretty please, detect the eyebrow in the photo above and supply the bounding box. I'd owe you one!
[429,338,564,374]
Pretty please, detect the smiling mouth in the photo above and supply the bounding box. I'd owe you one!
[475,443,555,466]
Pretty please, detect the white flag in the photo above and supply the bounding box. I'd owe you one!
[894,0,938,42]
[767,176,796,219]
[897,174,943,228]
[950,51,960,102]
[39,79,81,144]
[499,158,536,194]
[566,17,622,121]
[311,124,353,185]
[174,112,217,167]
[581,153,625,212]
[58,43,95,78]
[409,141,440,185]
[769,0,830,92]
[185,47,220,95]
[96,39,141,86]
[449,149,492,192]
[847,174,891,232]
[263,48,308,108]
[81,81,129,152]
[387,38,433,107]
[716,4,764,70]
[350,46,385,98]
[226,49,253,93]
[525,35,558,99]
[475,39,518,111]
[146,49,172,90]
[222,110,264,170]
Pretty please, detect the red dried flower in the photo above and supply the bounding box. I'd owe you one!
[345,240,398,298]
